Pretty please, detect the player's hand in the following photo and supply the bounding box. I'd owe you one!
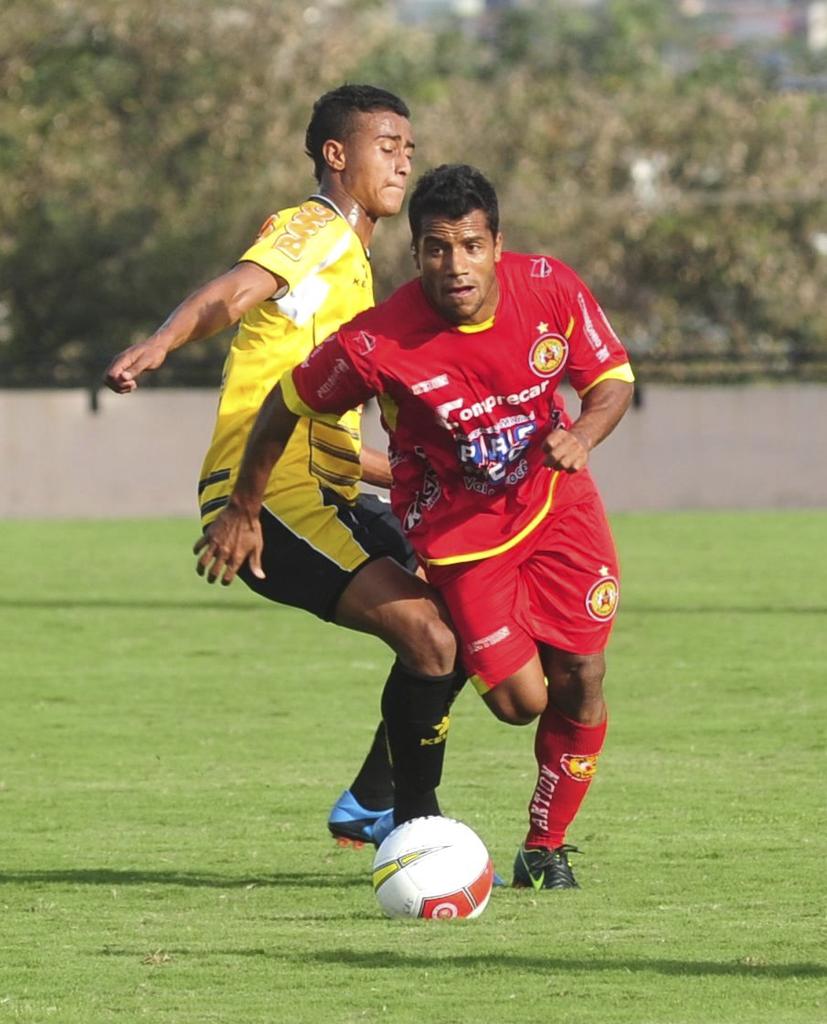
[542,427,590,473]
[193,506,265,586]
[102,339,168,394]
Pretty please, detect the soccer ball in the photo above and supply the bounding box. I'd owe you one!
[371,815,494,920]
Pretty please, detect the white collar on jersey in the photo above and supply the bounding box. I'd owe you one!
[310,193,370,259]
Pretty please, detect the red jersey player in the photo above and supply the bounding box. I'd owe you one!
[197,164,635,890]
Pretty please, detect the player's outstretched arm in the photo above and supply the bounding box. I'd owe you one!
[102,262,283,393]
[543,378,634,473]
[193,383,299,586]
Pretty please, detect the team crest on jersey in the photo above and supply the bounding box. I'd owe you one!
[529,333,568,378]
[560,752,600,781]
[585,574,619,621]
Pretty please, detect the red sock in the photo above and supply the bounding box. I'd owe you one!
[525,706,607,849]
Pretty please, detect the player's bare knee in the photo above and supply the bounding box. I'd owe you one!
[546,652,607,723]
[513,688,547,723]
[397,614,457,677]
[547,652,604,691]
[575,664,606,704]
[491,704,537,727]
[483,687,545,727]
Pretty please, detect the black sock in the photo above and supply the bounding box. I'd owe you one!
[448,667,467,708]
[348,722,394,811]
[381,660,463,824]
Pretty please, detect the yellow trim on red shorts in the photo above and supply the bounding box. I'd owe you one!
[469,674,491,695]
[425,470,561,567]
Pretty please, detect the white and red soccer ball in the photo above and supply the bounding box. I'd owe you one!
[371,816,493,920]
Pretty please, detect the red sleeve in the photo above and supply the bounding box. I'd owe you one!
[284,333,375,419]
[554,265,632,395]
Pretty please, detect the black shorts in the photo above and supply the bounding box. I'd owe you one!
[238,490,417,621]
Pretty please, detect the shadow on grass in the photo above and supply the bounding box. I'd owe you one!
[308,949,827,979]
[0,868,367,889]
[93,945,827,979]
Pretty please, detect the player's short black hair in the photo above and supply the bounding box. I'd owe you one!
[408,164,500,243]
[305,84,410,183]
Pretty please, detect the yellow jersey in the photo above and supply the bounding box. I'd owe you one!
[198,197,372,527]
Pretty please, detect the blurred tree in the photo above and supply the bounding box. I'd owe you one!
[1,0,825,386]
[0,0,391,387]
[381,0,827,381]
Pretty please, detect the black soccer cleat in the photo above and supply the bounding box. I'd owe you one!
[512,844,581,890]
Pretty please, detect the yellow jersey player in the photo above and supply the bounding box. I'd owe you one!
[104,85,463,848]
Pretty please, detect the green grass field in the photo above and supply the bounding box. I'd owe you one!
[1,512,825,1024]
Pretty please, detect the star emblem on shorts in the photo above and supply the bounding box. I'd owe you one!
[599,565,610,576]
[536,321,549,335]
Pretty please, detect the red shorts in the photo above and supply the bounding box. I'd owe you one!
[427,484,620,689]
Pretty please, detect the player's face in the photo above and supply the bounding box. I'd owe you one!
[340,110,415,219]
[415,209,502,325]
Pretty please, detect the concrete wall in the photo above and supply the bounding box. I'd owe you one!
[1,384,823,518]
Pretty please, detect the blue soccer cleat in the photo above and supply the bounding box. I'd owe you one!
[328,790,394,848]
[370,808,396,848]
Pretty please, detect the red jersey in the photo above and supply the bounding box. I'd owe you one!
[283,252,633,565]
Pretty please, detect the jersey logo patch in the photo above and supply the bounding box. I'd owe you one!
[467,625,511,654]
[585,574,619,621]
[403,462,441,532]
[530,257,553,278]
[456,419,535,486]
[576,291,611,363]
[316,357,352,399]
[412,374,449,395]
[271,202,337,261]
[529,333,568,378]
[356,331,375,355]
